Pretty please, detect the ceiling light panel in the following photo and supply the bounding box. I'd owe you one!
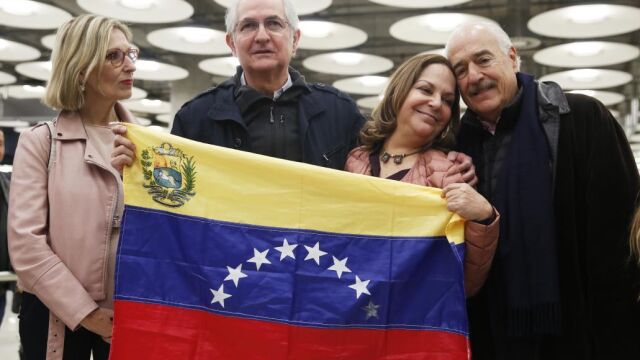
[390,13,498,45]
[0,0,71,29]
[147,27,230,55]
[298,21,367,50]
[333,76,388,95]
[368,0,471,7]
[528,4,640,38]
[77,0,193,24]
[303,52,393,75]
[539,69,632,90]
[0,38,40,62]
[214,0,332,15]
[533,41,639,68]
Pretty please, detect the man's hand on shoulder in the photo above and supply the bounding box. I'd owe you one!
[447,151,478,187]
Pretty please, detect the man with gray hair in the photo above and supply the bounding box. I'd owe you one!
[445,21,640,359]
[113,0,364,171]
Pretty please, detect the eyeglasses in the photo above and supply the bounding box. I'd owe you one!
[105,48,139,67]
[236,17,289,36]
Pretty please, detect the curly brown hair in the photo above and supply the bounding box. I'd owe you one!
[359,53,461,152]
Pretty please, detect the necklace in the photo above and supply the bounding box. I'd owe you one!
[380,149,422,165]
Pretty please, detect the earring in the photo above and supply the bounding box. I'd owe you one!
[439,125,451,140]
[79,83,85,92]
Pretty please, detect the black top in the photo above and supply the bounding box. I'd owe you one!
[234,72,308,162]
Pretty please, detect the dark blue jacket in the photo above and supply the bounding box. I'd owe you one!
[171,68,365,170]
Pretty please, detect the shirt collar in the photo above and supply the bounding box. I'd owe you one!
[240,71,293,100]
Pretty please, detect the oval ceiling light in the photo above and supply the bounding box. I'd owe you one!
[0,120,30,128]
[135,117,153,126]
[0,70,17,85]
[368,0,471,7]
[2,84,45,99]
[15,61,52,81]
[533,41,639,68]
[298,20,367,50]
[333,76,388,95]
[303,52,393,76]
[0,38,40,62]
[528,4,640,39]
[147,27,230,55]
[539,69,632,90]
[156,113,174,124]
[357,95,383,110]
[0,0,71,29]
[390,13,497,45]
[41,34,55,50]
[199,56,240,77]
[566,90,624,107]
[130,87,148,100]
[120,0,154,10]
[124,98,172,114]
[134,59,189,81]
[77,0,193,24]
[213,0,332,15]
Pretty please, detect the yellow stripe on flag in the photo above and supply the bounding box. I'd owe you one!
[123,124,464,243]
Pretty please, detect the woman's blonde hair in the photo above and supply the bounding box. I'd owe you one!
[359,53,461,152]
[43,14,132,111]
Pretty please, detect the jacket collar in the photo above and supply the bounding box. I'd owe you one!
[537,80,570,115]
[208,66,317,127]
[54,102,137,140]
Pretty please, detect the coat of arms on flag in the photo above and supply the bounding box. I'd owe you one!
[111,124,470,359]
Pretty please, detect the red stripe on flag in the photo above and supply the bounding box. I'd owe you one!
[111,300,469,360]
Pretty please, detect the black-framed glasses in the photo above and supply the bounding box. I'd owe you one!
[236,17,289,36]
[106,48,139,67]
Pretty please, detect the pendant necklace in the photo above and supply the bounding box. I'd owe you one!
[380,148,422,165]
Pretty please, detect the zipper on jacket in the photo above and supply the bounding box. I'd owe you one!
[86,158,121,299]
[269,104,275,124]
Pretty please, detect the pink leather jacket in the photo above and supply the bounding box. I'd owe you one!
[8,104,134,359]
[346,147,499,296]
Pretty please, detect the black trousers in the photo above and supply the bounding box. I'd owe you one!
[19,292,110,360]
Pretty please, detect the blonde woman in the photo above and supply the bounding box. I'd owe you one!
[8,15,137,359]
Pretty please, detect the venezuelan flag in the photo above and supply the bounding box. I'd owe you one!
[111,124,469,359]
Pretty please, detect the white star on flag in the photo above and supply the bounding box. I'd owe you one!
[224,264,248,287]
[210,284,232,308]
[304,242,327,265]
[362,300,380,320]
[327,256,352,279]
[247,248,271,271]
[348,275,371,299]
[275,238,298,261]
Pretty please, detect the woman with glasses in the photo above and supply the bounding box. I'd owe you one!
[8,14,137,359]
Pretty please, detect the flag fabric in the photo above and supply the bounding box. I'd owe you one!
[111,124,469,359]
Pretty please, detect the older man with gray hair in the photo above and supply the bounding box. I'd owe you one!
[446,21,640,360]
[113,0,365,171]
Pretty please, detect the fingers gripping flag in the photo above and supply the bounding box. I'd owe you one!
[111,124,469,359]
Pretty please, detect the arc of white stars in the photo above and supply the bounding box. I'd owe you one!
[348,275,371,299]
[224,264,248,287]
[275,238,298,261]
[210,284,232,308]
[247,248,272,270]
[304,242,327,265]
[327,256,352,279]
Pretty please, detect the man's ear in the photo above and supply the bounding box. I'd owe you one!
[508,46,518,71]
[291,28,301,56]
[225,33,237,57]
